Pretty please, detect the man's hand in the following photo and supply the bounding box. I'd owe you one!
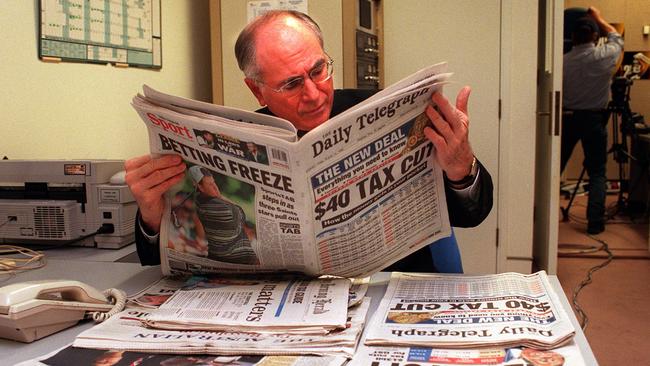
[588,6,616,34]
[124,154,186,233]
[587,6,601,19]
[423,86,475,181]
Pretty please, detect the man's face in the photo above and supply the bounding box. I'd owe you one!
[245,17,334,132]
[198,175,221,198]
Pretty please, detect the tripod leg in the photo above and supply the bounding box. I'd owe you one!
[562,166,587,222]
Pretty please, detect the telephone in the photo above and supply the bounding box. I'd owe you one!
[0,280,126,343]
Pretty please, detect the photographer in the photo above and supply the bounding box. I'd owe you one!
[561,6,623,234]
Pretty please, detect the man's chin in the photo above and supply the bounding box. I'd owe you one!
[296,112,329,131]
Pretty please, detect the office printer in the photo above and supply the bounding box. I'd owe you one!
[0,160,136,249]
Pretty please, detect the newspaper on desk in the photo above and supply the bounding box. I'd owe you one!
[348,343,586,365]
[17,344,348,366]
[72,299,370,358]
[128,275,369,309]
[131,63,453,279]
[128,276,187,308]
[141,276,351,334]
[364,271,576,350]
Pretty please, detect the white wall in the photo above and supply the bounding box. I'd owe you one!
[383,0,501,274]
[1,0,212,160]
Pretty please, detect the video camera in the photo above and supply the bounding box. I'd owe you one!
[610,76,632,110]
[609,75,648,135]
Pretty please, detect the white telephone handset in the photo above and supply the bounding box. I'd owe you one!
[0,280,126,342]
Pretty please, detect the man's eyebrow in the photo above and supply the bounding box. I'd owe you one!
[277,57,326,85]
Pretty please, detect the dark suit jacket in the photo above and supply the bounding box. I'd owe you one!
[135,89,493,271]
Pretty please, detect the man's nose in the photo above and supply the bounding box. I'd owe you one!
[301,77,320,101]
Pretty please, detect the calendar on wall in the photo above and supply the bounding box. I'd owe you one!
[39,0,162,68]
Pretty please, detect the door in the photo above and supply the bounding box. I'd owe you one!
[534,0,564,274]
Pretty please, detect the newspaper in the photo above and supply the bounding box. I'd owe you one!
[141,276,351,334]
[364,272,576,350]
[17,344,348,366]
[348,343,586,365]
[129,275,369,309]
[72,299,370,358]
[131,63,453,278]
[128,276,187,308]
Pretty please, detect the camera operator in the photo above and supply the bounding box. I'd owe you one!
[561,6,623,234]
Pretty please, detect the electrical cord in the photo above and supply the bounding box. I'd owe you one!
[570,234,613,331]
[0,224,114,276]
[565,201,648,226]
[16,224,115,251]
[0,245,47,275]
[0,216,17,229]
[89,288,127,323]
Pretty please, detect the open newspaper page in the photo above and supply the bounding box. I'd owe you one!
[349,343,586,366]
[364,272,576,350]
[133,62,454,278]
[17,344,348,366]
[296,70,453,278]
[141,276,350,334]
[72,300,370,358]
[132,93,322,276]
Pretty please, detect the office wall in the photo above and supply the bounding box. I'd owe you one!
[1,0,212,160]
[219,0,344,110]
[383,0,503,274]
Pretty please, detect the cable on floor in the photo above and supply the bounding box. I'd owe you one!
[569,234,613,331]
[558,242,600,255]
[565,201,648,226]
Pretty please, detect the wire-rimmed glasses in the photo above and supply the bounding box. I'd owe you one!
[258,55,333,97]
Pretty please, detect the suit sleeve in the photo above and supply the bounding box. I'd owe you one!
[134,211,162,266]
[445,159,493,227]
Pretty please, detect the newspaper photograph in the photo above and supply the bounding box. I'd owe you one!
[364,272,576,350]
[17,344,348,366]
[128,276,187,308]
[348,343,586,366]
[142,276,351,333]
[131,63,454,278]
[72,300,370,358]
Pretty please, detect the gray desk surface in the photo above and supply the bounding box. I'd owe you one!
[33,244,137,263]
[1,253,598,365]
[1,260,162,365]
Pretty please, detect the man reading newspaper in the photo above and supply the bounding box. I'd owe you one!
[125,10,493,273]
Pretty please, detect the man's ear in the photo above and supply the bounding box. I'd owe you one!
[245,78,266,106]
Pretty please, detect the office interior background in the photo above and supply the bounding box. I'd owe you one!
[3,0,649,273]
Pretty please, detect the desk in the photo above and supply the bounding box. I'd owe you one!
[1,251,598,365]
[1,260,161,365]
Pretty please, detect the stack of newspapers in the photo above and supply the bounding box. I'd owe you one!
[363,271,576,350]
[141,276,351,334]
[71,276,370,359]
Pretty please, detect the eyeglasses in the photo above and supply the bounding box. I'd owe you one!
[258,56,334,97]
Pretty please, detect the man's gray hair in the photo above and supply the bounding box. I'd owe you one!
[234,10,324,81]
